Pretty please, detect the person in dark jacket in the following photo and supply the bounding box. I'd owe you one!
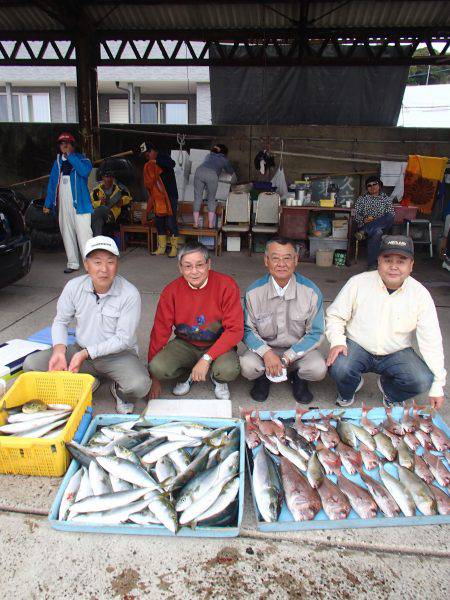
[90,167,132,236]
[44,132,93,273]
[354,176,395,269]
[140,141,179,257]
[193,144,234,228]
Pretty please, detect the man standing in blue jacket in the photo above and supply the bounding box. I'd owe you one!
[240,237,327,403]
[44,132,93,273]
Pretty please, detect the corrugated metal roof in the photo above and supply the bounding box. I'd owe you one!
[1,2,449,33]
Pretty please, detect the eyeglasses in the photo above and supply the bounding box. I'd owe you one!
[269,256,296,265]
[180,262,208,272]
[367,183,379,188]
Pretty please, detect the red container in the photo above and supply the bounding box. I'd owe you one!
[393,205,418,225]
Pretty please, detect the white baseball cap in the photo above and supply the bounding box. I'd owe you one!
[84,236,120,258]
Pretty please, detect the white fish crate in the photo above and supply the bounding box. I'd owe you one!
[247,407,450,532]
[49,414,245,538]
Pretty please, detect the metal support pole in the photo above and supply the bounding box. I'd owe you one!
[60,82,67,122]
[75,34,100,161]
[5,82,13,122]
[134,86,141,123]
[128,82,134,124]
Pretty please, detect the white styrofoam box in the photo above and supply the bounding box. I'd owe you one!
[332,218,349,240]
[189,148,209,165]
[219,172,237,184]
[143,398,232,419]
[216,181,231,201]
[227,235,241,252]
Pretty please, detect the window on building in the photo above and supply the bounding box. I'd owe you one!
[160,102,188,124]
[0,93,50,122]
[141,100,188,124]
[140,102,158,124]
[109,99,129,124]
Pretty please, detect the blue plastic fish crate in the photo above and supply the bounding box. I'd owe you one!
[49,414,245,538]
[247,407,450,532]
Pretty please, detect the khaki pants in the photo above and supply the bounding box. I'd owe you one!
[23,344,151,403]
[240,347,327,382]
[149,338,240,383]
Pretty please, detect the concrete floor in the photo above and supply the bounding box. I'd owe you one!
[0,247,449,599]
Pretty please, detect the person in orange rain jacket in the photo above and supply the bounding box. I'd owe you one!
[140,141,179,258]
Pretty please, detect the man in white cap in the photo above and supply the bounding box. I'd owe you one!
[23,236,151,413]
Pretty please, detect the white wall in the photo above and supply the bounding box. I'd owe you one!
[398,84,450,128]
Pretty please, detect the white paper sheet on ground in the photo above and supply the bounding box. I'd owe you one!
[143,398,232,419]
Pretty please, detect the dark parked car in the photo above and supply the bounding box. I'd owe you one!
[0,189,32,289]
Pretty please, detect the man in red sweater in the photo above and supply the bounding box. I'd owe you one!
[148,242,243,400]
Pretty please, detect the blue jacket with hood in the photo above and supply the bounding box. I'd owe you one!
[45,152,93,214]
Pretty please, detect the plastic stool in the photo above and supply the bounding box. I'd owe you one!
[405,219,433,258]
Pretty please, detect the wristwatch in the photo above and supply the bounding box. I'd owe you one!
[202,353,213,363]
[280,356,289,367]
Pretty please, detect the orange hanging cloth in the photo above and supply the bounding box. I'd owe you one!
[402,155,447,214]
[143,160,173,217]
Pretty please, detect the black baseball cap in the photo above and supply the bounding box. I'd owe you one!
[378,235,414,259]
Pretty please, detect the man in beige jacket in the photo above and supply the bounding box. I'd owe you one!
[326,235,446,409]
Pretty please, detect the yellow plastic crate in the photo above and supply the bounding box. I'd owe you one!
[0,372,93,476]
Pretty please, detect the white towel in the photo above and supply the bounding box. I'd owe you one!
[380,161,407,187]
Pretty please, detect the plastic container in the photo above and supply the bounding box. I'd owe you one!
[0,372,94,476]
[315,248,334,267]
[309,236,347,259]
[49,413,246,538]
[247,408,450,532]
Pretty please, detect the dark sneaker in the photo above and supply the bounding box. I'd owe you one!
[250,374,271,402]
[336,377,364,407]
[291,372,313,404]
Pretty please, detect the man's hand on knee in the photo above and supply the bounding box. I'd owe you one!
[48,345,68,371]
[191,358,210,382]
[68,349,89,373]
[326,345,348,367]
[263,350,283,378]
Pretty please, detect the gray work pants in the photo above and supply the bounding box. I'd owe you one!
[239,348,327,382]
[193,165,219,212]
[23,344,151,403]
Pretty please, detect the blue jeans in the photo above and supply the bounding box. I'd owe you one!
[329,339,433,403]
[361,213,395,267]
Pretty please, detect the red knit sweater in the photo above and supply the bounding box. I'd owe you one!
[148,270,244,362]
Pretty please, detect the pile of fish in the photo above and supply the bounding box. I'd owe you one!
[0,400,73,438]
[243,403,450,524]
[58,419,241,532]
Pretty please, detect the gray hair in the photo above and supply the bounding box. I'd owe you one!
[265,236,300,256]
[177,242,210,263]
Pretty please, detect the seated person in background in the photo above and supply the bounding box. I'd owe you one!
[23,236,151,414]
[326,235,446,410]
[355,176,395,269]
[240,237,327,404]
[148,242,243,400]
[91,167,132,236]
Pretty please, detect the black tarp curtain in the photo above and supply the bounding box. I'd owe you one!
[210,46,410,126]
